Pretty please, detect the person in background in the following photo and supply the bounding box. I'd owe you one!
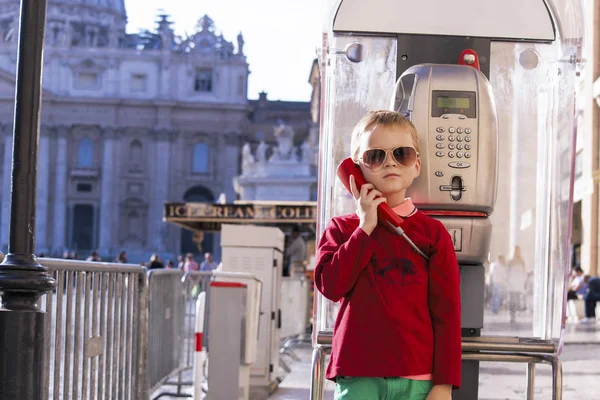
[86,251,101,262]
[567,267,585,300]
[115,251,128,263]
[507,246,527,324]
[200,252,218,271]
[183,253,199,272]
[488,255,508,314]
[177,255,185,269]
[286,226,307,278]
[148,254,164,269]
[166,260,175,269]
[524,270,535,312]
[581,275,600,324]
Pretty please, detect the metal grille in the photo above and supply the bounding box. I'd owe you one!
[147,269,185,393]
[41,259,148,400]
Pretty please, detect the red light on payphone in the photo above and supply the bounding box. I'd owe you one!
[458,49,480,71]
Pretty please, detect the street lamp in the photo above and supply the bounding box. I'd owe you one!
[0,0,56,398]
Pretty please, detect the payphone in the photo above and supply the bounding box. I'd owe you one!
[392,63,498,214]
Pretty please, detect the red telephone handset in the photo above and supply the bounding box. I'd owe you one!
[336,158,404,229]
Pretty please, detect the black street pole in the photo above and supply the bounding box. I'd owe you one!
[0,0,55,398]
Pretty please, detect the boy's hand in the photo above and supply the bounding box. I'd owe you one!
[425,384,452,400]
[349,174,386,235]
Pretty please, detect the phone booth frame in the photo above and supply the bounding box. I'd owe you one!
[310,1,585,399]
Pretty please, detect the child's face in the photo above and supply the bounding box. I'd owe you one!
[357,124,421,197]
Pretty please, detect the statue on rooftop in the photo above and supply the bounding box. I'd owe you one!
[271,121,294,161]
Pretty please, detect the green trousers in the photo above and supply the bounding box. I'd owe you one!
[335,376,433,400]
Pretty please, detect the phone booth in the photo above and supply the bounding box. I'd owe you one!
[311,1,584,400]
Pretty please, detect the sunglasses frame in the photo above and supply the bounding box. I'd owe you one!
[358,146,419,169]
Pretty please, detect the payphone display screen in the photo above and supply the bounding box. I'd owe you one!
[432,90,476,118]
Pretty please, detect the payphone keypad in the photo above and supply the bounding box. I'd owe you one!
[435,124,474,161]
[433,117,475,202]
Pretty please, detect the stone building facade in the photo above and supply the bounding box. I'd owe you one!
[0,0,311,262]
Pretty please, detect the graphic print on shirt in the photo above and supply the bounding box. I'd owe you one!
[371,256,420,286]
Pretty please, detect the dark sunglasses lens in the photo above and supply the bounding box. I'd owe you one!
[363,149,386,167]
[393,147,417,166]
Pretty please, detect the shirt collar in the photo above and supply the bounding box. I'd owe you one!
[391,198,417,218]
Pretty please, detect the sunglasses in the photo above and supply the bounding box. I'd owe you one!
[359,146,419,169]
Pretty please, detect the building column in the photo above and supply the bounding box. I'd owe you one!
[98,127,115,254]
[93,205,100,251]
[224,133,242,202]
[35,126,50,253]
[52,126,68,254]
[148,130,172,252]
[0,133,13,251]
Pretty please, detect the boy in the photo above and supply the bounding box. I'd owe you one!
[314,110,461,399]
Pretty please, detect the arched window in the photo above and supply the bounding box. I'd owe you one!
[77,138,94,167]
[181,185,215,257]
[192,142,209,173]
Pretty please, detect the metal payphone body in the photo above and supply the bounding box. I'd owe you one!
[393,64,498,214]
[312,0,584,399]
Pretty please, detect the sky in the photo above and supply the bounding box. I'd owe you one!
[125,0,324,102]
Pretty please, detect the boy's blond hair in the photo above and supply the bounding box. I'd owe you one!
[350,110,420,161]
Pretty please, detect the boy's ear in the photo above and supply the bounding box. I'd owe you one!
[414,158,421,176]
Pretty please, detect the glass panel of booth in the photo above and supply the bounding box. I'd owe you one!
[313,0,583,349]
[315,35,399,337]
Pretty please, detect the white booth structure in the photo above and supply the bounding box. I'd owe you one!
[205,280,257,400]
[220,224,285,398]
[311,1,584,399]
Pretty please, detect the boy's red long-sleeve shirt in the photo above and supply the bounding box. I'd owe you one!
[314,210,462,389]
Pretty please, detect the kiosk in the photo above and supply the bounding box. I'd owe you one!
[311,1,584,399]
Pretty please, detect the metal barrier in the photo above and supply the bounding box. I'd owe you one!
[37,263,270,400]
[41,258,148,400]
[309,333,563,400]
[152,270,224,398]
[147,269,186,395]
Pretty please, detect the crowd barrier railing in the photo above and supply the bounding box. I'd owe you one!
[151,271,215,398]
[41,258,148,400]
[146,269,186,395]
[34,260,308,400]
